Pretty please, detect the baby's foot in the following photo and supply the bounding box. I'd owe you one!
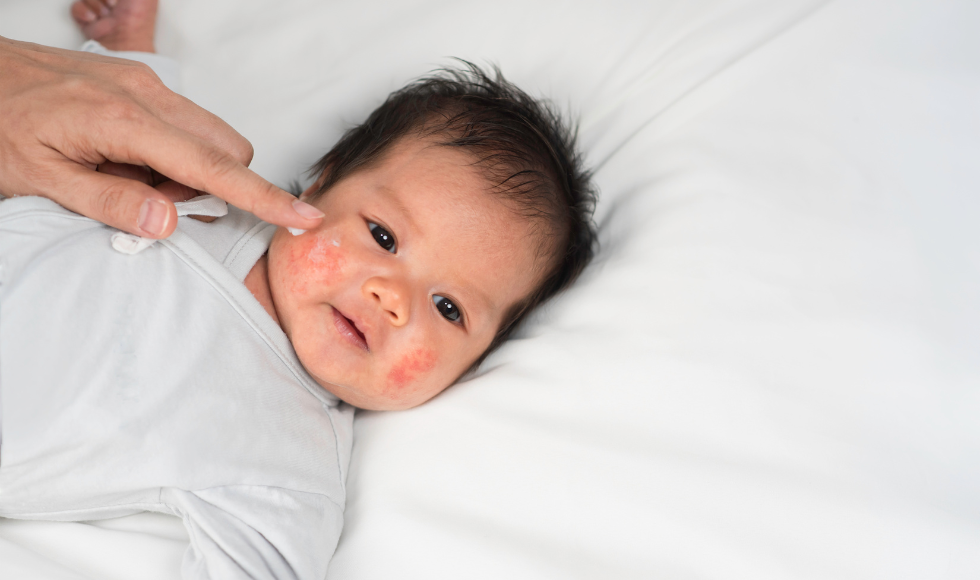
[71,0,159,53]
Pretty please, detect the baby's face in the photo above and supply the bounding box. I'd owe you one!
[266,137,542,410]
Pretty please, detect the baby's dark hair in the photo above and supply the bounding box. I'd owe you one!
[307,61,597,365]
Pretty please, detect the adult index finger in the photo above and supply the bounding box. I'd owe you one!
[102,115,324,230]
[58,44,257,168]
[139,89,255,168]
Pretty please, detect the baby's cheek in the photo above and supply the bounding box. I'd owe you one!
[385,348,438,397]
[286,234,346,294]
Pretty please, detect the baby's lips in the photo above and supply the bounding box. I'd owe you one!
[332,306,370,351]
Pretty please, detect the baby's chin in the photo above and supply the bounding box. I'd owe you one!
[310,374,450,411]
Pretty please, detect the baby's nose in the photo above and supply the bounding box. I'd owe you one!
[363,277,410,327]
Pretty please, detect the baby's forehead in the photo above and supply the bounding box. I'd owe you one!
[390,136,550,216]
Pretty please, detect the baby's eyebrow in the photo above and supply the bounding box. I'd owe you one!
[456,281,494,327]
[376,185,420,235]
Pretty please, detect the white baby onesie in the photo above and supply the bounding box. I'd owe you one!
[0,196,354,580]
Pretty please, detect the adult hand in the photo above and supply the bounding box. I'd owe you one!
[0,36,324,238]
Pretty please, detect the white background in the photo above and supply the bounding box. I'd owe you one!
[1,0,978,578]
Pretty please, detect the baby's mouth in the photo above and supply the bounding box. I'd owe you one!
[332,307,368,351]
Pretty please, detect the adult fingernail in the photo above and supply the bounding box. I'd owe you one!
[82,9,97,22]
[292,199,324,220]
[138,199,170,237]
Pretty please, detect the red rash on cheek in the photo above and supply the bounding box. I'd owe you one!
[385,348,437,396]
[286,234,346,294]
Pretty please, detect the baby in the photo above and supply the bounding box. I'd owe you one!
[0,1,596,578]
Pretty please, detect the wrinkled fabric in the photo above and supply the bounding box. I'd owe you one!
[0,196,354,580]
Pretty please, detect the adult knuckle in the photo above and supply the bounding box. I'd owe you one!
[98,182,131,224]
[233,139,255,166]
[120,62,165,95]
[199,146,236,191]
[62,76,128,112]
[251,182,282,214]
[59,75,100,98]
[100,96,142,125]
[199,116,253,166]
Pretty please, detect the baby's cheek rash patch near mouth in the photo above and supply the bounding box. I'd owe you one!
[287,234,347,294]
[385,348,437,396]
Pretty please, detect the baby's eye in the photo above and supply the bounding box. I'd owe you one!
[368,222,396,253]
[433,295,461,323]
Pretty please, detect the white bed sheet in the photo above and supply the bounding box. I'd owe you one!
[1,0,978,578]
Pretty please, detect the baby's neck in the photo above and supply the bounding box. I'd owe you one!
[244,253,281,326]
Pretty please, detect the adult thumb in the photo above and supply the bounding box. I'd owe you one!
[52,162,179,238]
